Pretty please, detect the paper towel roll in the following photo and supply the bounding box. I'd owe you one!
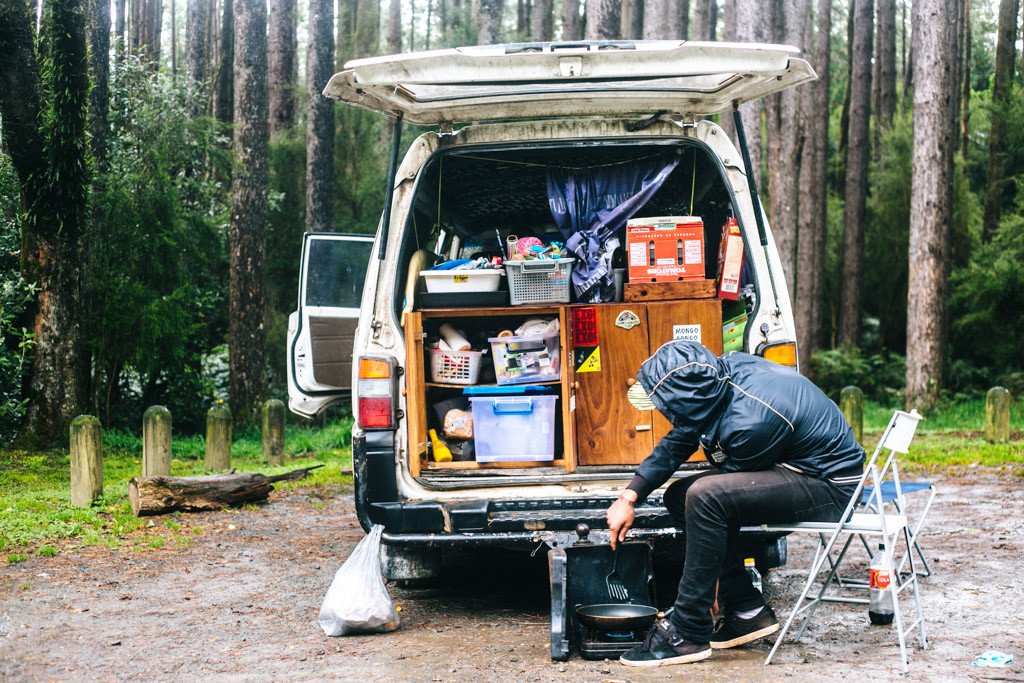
[439,324,471,351]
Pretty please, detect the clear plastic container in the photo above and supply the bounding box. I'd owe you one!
[469,395,558,462]
[488,332,560,385]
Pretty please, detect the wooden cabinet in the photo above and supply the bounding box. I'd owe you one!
[404,300,722,476]
[571,300,722,466]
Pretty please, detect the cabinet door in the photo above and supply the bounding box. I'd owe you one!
[647,300,723,457]
[574,304,655,466]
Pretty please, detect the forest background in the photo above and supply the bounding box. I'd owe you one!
[1,0,1022,447]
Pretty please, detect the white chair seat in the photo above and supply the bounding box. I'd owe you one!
[746,513,908,535]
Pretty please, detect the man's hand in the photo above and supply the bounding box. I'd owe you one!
[607,490,637,550]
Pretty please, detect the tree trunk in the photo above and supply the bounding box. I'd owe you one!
[186,0,211,115]
[88,0,110,167]
[692,0,715,40]
[732,0,765,179]
[765,0,808,297]
[642,0,661,38]
[905,0,957,410]
[982,0,1020,241]
[114,0,126,57]
[4,0,91,446]
[586,0,619,40]
[337,0,354,71]
[838,0,855,159]
[147,0,162,67]
[531,0,552,41]
[474,0,503,44]
[961,0,971,160]
[128,466,322,516]
[620,0,642,40]
[838,0,873,348]
[306,0,335,233]
[561,0,581,40]
[268,0,297,135]
[795,0,831,371]
[873,0,897,153]
[517,0,530,38]
[387,0,402,52]
[354,0,380,57]
[213,0,233,124]
[229,0,269,427]
[171,0,178,76]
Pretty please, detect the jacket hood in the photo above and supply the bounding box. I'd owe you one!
[636,341,731,428]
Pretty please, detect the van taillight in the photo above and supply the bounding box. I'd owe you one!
[357,356,396,430]
[760,342,799,369]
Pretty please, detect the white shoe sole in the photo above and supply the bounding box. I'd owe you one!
[619,647,713,667]
[710,622,781,649]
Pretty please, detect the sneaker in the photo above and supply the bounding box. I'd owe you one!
[619,618,712,667]
[710,606,780,649]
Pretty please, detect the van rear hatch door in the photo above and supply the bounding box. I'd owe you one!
[324,40,815,125]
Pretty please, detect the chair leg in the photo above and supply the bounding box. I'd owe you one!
[766,537,840,666]
[885,532,911,673]
[903,526,928,649]
[794,534,857,640]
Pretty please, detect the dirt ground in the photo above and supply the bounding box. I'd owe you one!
[1,471,1022,682]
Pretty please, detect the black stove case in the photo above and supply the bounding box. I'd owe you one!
[548,532,657,661]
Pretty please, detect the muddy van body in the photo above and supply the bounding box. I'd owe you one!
[288,41,814,579]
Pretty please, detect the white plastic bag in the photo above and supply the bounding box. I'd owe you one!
[319,525,400,636]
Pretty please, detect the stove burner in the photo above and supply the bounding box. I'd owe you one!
[602,631,635,640]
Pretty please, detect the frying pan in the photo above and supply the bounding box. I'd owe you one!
[575,603,659,632]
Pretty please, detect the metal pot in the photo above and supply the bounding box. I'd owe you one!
[575,603,658,632]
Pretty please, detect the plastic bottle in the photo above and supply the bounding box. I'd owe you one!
[744,557,763,593]
[868,543,895,625]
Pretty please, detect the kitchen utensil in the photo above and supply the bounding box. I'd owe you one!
[575,604,658,632]
[605,547,629,601]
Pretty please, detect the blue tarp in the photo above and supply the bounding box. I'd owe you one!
[546,154,681,302]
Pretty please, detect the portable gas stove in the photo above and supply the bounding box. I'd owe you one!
[548,524,658,661]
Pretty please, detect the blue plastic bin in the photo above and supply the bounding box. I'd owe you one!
[468,395,558,462]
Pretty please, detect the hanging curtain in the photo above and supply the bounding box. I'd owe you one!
[546,154,681,302]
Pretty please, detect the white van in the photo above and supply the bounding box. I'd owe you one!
[288,41,813,580]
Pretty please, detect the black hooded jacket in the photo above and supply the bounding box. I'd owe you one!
[626,341,865,504]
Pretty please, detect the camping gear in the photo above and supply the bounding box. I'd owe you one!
[468,394,557,462]
[505,257,574,305]
[626,216,705,283]
[429,347,485,385]
[421,268,503,293]
[756,410,927,673]
[489,331,560,385]
[428,429,453,462]
[717,217,745,300]
[604,547,629,601]
[549,528,657,661]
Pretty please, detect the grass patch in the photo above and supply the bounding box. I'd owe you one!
[0,419,353,554]
[864,397,1024,433]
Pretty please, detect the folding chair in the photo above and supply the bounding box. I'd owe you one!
[755,410,927,673]
[828,480,937,592]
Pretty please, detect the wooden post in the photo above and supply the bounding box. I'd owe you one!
[840,385,864,444]
[142,405,172,476]
[205,403,232,471]
[262,399,286,465]
[985,386,1011,443]
[70,415,103,507]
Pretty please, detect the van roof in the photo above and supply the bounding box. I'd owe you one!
[324,40,815,125]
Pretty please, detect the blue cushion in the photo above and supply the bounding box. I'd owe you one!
[861,481,932,505]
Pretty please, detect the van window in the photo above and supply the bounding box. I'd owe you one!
[305,238,374,308]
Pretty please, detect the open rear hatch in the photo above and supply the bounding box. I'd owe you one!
[324,40,816,124]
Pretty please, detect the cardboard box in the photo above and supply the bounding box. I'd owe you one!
[716,217,744,300]
[626,216,705,282]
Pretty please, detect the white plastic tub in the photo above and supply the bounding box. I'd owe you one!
[469,395,557,462]
[420,269,503,293]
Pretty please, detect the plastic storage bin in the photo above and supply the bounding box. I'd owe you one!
[489,332,560,385]
[505,258,574,305]
[469,395,558,462]
[421,269,503,294]
[428,348,485,385]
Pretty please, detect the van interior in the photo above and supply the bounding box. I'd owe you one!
[394,140,756,482]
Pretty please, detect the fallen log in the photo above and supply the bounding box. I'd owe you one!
[128,465,324,516]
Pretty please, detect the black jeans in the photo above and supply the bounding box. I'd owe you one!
[661,465,852,643]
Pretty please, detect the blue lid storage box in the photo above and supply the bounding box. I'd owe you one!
[468,395,558,462]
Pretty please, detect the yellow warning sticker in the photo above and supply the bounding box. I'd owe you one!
[577,346,602,373]
[453,274,469,283]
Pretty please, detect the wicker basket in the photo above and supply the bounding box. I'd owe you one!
[504,257,574,306]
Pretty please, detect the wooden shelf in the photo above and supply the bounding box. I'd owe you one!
[425,380,561,389]
[427,459,566,470]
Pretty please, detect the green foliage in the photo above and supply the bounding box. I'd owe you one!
[83,58,232,432]
[811,347,906,403]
